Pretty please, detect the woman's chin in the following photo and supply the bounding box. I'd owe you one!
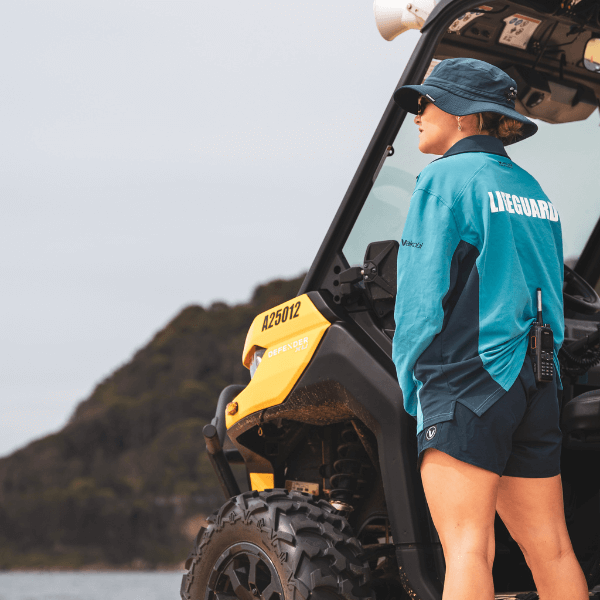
[418,137,444,155]
[418,138,432,154]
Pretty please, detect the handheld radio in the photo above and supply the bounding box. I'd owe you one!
[528,288,554,383]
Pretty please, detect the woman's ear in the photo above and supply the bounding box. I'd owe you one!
[458,114,482,136]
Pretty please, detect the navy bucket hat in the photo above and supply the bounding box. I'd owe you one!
[394,58,537,143]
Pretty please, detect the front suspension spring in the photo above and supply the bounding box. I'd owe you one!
[329,422,371,510]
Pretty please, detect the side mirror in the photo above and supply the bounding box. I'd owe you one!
[336,239,398,317]
[363,240,399,302]
[363,240,398,338]
[584,37,600,73]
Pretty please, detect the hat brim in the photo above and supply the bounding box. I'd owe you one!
[394,83,538,144]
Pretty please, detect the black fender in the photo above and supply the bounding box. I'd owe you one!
[288,321,443,600]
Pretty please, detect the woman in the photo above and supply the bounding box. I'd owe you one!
[391,58,588,600]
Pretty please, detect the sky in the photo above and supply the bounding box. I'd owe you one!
[0,1,423,458]
[1,2,598,459]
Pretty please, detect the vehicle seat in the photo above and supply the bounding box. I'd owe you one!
[561,390,600,450]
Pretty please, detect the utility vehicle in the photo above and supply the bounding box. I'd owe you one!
[182,1,600,598]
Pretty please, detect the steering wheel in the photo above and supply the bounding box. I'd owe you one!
[563,264,600,315]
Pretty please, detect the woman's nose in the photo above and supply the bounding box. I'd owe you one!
[414,114,420,125]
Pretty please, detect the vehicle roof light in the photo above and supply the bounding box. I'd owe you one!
[374,0,436,41]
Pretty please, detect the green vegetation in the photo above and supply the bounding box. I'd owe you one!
[0,274,305,569]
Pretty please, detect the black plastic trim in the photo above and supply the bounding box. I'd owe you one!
[306,290,341,323]
[289,323,444,600]
[562,389,600,434]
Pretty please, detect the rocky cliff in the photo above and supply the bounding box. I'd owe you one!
[0,274,304,568]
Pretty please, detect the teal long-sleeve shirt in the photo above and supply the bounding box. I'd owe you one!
[392,135,564,434]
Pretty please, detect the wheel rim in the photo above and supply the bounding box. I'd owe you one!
[206,542,284,600]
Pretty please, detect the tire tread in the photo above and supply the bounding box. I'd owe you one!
[181,489,374,600]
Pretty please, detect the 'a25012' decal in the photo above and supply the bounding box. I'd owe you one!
[262,301,301,331]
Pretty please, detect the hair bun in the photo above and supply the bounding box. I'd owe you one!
[479,112,524,145]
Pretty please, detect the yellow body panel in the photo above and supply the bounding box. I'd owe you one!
[226,294,330,428]
[249,473,275,492]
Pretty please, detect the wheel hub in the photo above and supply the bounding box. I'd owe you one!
[207,542,284,600]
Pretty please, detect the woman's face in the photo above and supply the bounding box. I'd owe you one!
[415,97,480,155]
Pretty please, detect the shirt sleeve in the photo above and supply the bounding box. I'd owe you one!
[392,188,461,420]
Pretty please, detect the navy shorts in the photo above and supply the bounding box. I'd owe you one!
[417,356,562,477]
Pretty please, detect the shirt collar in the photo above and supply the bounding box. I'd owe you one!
[441,135,509,160]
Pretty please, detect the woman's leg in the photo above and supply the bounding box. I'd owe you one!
[496,474,588,600]
[420,448,500,600]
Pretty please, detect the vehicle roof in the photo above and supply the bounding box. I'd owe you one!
[424,0,600,112]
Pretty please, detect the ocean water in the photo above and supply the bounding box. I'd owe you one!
[0,572,184,600]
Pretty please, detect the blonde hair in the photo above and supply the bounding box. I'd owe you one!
[477,112,524,145]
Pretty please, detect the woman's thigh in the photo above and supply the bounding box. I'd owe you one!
[421,448,500,556]
[496,474,573,560]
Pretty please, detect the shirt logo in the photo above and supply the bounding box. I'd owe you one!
[488,191,559,221]
[402,239,423,249]
[425,426,437,441]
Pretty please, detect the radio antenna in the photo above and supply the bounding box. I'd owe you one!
[537,288,543,324]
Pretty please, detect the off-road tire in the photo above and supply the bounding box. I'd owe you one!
[181,489,375,600]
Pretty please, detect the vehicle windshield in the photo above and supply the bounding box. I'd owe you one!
[342,112,600,268]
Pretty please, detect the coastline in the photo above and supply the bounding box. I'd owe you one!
[1,563,186,572]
